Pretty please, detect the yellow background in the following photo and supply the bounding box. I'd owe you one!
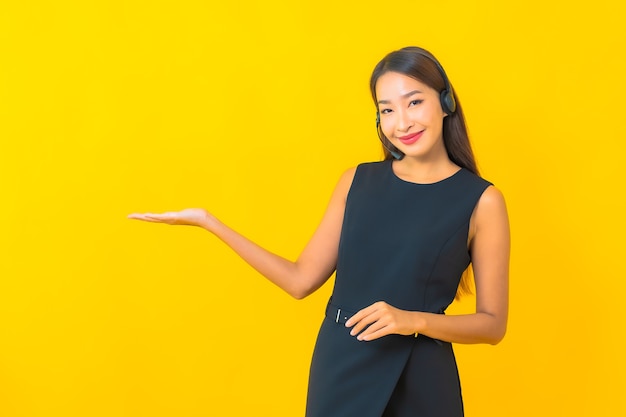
[1,1,625,415]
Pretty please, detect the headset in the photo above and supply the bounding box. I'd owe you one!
[376,47,456,160]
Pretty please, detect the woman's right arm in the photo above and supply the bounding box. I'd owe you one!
[128,167,356,299]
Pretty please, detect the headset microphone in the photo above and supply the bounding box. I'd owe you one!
[376,111,403,160]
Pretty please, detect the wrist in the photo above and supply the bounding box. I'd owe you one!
[200,214,221,233]
[412,311,427,335]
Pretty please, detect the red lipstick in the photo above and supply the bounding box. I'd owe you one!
[397,130,424,145]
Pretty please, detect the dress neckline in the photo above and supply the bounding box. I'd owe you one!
[388,159,464,186]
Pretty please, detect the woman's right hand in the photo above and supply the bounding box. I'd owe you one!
[127,208,218,230]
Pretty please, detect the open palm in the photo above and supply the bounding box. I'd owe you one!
[128,208,212,228]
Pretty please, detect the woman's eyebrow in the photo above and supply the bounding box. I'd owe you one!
[377,90,423,105]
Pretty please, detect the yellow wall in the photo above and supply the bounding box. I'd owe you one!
[1,1,624,415]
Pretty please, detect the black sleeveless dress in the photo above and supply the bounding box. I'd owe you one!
[305,160,492,417]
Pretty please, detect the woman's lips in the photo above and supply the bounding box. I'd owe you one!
[397,130,424,145]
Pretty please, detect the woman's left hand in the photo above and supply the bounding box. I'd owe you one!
[344,301,420,341]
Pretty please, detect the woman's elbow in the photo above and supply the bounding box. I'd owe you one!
[478,312,507,345]
[487,324,507,345]
[286,282,318,300]
[286,274,328,299]
[289,289,311,300]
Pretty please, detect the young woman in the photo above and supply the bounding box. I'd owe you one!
[129,46,510,417]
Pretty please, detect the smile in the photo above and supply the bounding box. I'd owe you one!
[397,130,424,145]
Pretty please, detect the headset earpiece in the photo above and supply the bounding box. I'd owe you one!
[375,111,380,127]
[440,89,456,115]
[409,47,457,115]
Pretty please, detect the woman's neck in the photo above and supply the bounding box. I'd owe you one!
[392,155,460,184]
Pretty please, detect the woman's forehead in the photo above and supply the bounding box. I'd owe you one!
[376,72,434,100]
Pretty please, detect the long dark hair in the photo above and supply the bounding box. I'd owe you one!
[370,46,478,176]
[370,47,479,298]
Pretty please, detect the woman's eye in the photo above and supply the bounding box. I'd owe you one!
[380,109,392,114]
[409,99,423,106]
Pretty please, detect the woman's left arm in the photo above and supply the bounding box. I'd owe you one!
[346,186,510,345]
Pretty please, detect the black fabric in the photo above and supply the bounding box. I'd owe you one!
[305,160,492,417]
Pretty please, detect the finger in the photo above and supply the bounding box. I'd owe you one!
[349,310,381,337]
[345,303,379,327]
[356,316,390,340]
[127,213,171,223]
[142,216,169,223]
[127,213,158,221]
[358,323,393,341]
[145,213,178,224]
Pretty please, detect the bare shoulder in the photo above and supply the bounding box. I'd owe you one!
[477,186,507,213]
[334,166,358,199]
[469,185,509,243]
[473,185,509,233]
[340,166,358,182]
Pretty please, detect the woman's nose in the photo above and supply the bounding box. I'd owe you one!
[396,109,413,132]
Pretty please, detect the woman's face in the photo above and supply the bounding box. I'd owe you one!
[376,71,447,160]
